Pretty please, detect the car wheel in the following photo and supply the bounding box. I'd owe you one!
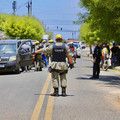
[21,66,25,72]
[27,65,32,70]
[15,66,20,74]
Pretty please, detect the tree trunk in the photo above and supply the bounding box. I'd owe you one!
[90,45,92,54]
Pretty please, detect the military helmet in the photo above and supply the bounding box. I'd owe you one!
[42,40,46,43]
[34,40,39,45]
[48,39,54,43]
[55,34,63,40]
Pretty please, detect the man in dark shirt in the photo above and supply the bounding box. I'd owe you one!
[90,44,102,79]
[111,43,119,66]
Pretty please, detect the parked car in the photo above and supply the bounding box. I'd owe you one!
[0,39,33,73]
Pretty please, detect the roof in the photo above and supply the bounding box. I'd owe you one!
[67,39,79,43]
[0,39,21,44]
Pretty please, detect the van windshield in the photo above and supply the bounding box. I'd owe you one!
[0,44,17,54]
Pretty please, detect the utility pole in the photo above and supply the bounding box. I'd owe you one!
[30,0,32,16]
[27,1,30,16]
[12,0,17,15]
[72,32,74,39]
[27,0,32,16]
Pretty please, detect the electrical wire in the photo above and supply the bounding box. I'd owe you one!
[47,29,79,33]
[17,2,28,10]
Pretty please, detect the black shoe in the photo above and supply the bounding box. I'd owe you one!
[62,87,67,97]
[90,76,99,79]
[95,76,99,79]
[51,92,59,96]
[62,92,67,97]
[39,68,42,71]
[51,88,59,97]
[89,76,96,79]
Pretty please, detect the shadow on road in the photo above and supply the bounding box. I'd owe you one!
[76,74,91,80]
[99,75,120,87]
[84,66,93,68]
[0,72,19,76]
[0,70,35,76]
[76,74,120,88]
[34,93,74,97]
[76,77,91,80]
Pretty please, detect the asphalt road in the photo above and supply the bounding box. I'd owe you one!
[0,69,48,120]
[53,51,120,120]
[0,48,120,120]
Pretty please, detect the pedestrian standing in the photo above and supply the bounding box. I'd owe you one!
[111,43,119,66]
[90,43,102,79]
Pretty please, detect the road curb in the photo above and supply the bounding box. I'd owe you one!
[114,67,120,72]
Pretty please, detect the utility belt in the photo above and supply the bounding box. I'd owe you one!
[48,67,68,74]
[51,60,66,62]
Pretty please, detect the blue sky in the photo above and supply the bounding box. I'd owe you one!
[0,0,81,39]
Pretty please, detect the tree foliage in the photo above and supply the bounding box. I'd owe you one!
[80,22,102,45]
[46,31,53,40]
[0,14,45,41]
[0,14,10,31]
[79,0,120,44]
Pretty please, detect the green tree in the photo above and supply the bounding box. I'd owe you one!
[46,32,53,40]
[0,14,45,41]
[79,0,120,43]
[0,14,10,31]
[80,22,102,45]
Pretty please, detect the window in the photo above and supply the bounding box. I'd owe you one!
[0,44,17,54]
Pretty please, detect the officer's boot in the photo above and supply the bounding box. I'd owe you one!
[62,87,67,97]
[51,88,59,96]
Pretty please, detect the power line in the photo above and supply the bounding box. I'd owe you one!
[41,19,79,26]
[17,2,28,10]
[43,23,78,26]
[41,19,76,22]
[34,11,77,16]
[48,29,79,33]
[26,0,32,16]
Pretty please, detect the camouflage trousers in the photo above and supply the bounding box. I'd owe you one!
[51,71,67,88]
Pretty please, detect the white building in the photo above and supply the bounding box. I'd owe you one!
[0,31,7,40]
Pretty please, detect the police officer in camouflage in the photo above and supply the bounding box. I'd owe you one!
[50,34,69,96]
[36,34,69,96]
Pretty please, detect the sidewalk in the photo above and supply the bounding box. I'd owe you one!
[115,66,120,71]
[86,49,120,73]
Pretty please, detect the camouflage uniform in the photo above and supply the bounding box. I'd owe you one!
[34,52,43,71]
[46,42,69,96]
